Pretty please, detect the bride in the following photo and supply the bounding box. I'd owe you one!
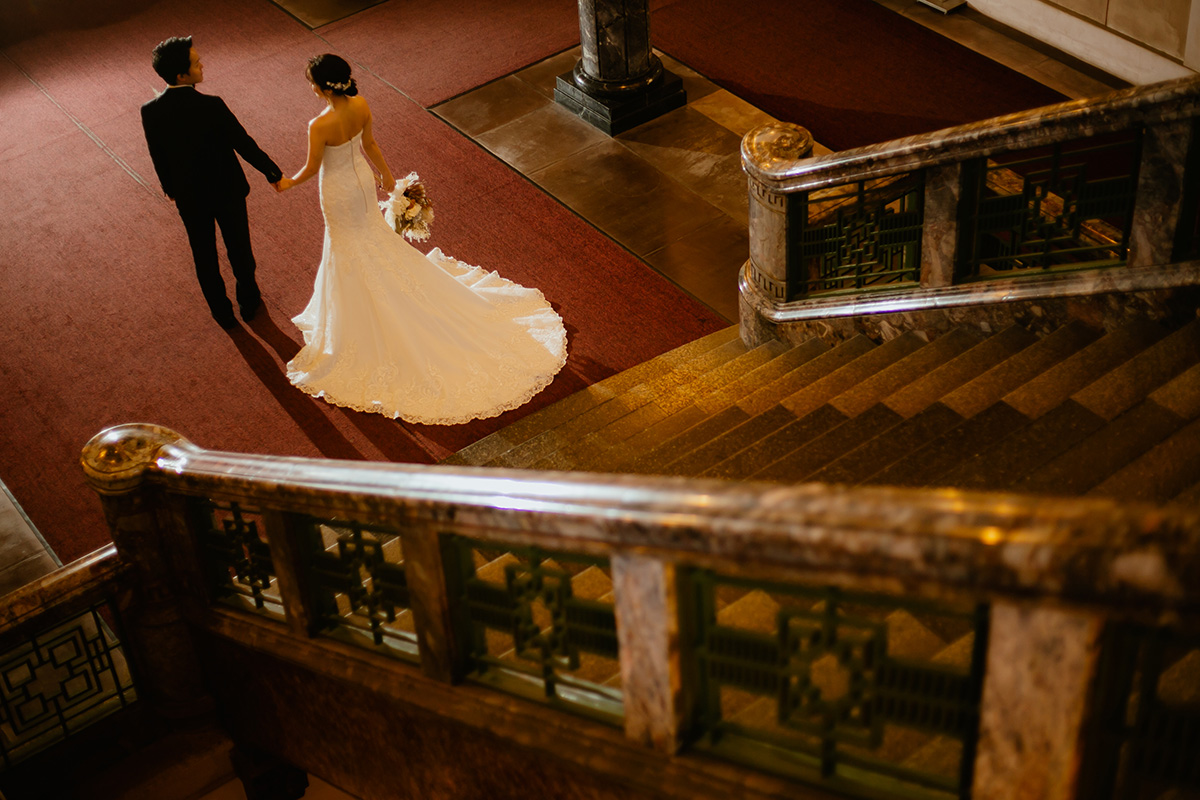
[277,54,567,425]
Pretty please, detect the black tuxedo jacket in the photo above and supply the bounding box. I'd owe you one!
[141,86,282,209]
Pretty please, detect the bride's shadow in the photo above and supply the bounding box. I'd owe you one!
[245,307,436,464]
[228,310,366,461]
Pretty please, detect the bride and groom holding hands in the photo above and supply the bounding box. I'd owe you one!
[141,37,567,426]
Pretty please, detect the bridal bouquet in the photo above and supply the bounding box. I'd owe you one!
[380,172,434,241]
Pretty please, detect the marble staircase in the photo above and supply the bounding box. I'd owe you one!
[444,319,1200,502]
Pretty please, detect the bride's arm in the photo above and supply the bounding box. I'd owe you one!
[360,104,395,193]
[277,120,327,191]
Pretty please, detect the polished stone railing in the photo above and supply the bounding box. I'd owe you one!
[740,75,1200,343]
[0,545,138,771]
[46,422,1200,800]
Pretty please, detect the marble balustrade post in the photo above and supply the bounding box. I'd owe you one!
[971,602,1105,800]
[920,162,963,288]
[611,553,687,754]
[1129,119,1195,268]
[555,0,686,135]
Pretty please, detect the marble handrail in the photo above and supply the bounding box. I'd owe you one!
[0,544,123,635]
[82,423,1200,612]
[743,73,1200,193]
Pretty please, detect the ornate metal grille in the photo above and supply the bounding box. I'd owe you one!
[195,500,282,617]
[687,571,987,800]
[958,132,1139,279]
[447,538,622,723]
[0,603,137,769]
[300,518,417,660]
[1082,623,1200,799]
[790,173,924,299]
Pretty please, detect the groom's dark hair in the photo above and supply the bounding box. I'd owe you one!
[151,36,194,84]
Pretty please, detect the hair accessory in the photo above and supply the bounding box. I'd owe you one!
[327,80,351,91]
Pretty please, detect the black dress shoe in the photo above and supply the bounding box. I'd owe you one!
[240,299,261,322]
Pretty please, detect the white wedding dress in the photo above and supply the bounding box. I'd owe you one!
[287,133,568,424]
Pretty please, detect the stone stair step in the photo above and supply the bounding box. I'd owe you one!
[443,326,739,466]
[1015,401,1187,495]
[1001,319,1166,421]
[868,321,1152,488]
[1089,415,1200,502]
[780,332,928,420]
[884,325,1039,419]
[753,404,905,482]
[813,403,966,486]
[828,328,986,419]
[813,328,1038,486]
[939,320,1101,420]
[701,405,848,480]
[490,332,748,468]
[622,336,873,475]
[537,342,783,471]
[870,401,1034,488]
[941,320,1177,490]
[751,330,985,482]
[1070,318,1200,422]
[939,400,1108,490]
[696,334,930,480]
[1174,478,1200,504]
[569,341,801,473]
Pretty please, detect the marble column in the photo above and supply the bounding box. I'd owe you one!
[555,0,686,135]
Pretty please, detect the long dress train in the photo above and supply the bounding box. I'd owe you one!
[287,133,568,425]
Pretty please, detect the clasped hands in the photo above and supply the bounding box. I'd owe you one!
[271,175,393,193]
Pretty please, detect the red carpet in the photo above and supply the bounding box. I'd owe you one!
[317,0,582,107]
[650,0,1068,151]
[0,0,726,564]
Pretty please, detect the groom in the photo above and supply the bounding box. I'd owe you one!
[141,36,282,328]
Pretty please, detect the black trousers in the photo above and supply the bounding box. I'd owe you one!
[178,195,262,320]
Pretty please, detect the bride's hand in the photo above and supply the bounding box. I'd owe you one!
[276,177,295,192]
[381,175,396,194]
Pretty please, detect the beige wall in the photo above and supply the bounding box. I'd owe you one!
[971,0,1198,83]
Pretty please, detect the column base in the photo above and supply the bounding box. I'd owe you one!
[554,68,686,136]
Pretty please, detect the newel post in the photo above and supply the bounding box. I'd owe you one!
[81,423,212,722]
[741,123,813,346]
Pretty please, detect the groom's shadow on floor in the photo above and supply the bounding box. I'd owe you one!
[242,307,435,464]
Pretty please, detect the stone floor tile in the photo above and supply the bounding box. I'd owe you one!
[642,215,749,322]
[530,139,725,256]
[515,47,581,98]
[690,90,779,139]
[617,106,749,225]
[475,101,609,173]
[432,75,550,137]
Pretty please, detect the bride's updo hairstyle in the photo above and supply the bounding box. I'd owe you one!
[307,54,358,97]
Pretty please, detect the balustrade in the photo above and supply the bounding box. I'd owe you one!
[1,422,1179,799]
[741,75,1200,332]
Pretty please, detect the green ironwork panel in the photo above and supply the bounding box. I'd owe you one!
[1081,623,1200,799]
[790,173,924,300]
[958,132,1139,280]
[447,538,622,724]
[0,603,137,770]
[299,518,417,659]
[687,571,988,800]
[195,500,282,617]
